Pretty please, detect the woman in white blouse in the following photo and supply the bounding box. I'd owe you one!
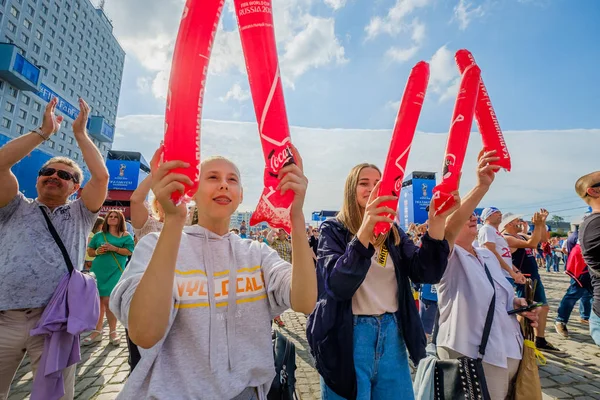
[439,150,539,400]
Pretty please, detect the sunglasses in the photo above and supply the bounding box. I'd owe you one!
[38,167,79,183]
[586,182,600,196]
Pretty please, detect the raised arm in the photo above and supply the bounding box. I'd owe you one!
[505,211,547,249]
[445,150,500,250]
[0,98,63,207]
[128,159,191,349]
[278,146,317,314]
[74,99,109,212]
[130,146,163,229]
[266,229,277,245]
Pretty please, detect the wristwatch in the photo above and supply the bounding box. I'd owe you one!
[33,127,51,141]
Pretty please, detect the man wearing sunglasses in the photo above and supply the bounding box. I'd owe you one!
[0,97,109,399]
[576,172,600,346]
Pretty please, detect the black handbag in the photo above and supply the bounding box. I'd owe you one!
[267,329,298,400]
[431,263,496,400]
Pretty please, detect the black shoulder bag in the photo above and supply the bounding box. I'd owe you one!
[430,263,496,400]
[267,329,298,400]
[39,206,75,274]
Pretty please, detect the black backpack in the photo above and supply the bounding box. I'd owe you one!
[267,330,297,400]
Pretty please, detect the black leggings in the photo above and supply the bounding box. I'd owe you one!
[125,329,141,373]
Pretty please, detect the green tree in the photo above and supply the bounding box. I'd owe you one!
[551,215,565,224]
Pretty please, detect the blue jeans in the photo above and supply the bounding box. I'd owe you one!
[590,312,600,346]
[556,279,593,323]
[320,313,414,400]
[545,254,555,272]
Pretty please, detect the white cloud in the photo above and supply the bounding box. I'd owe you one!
[281,15,348,87]
[324,0,348,10]
[113,114,598,222]
[365,0,430,39]
[429,45,460,102]
[453,0,484,31]
[104,0,347,98]
[220,83,251,102]
[386,46,420,63]
[136,77,151,93]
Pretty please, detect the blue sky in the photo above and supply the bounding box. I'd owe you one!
[104,0,599,220]
[114,0,600,132]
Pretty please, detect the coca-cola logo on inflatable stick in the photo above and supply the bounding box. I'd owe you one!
[432,64,481,216]
[163,0,225,204]
[373,61,430,237]
[233,0,295,233]
[455,49,511,171]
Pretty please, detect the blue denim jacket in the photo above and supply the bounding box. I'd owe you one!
[306,219,450,400]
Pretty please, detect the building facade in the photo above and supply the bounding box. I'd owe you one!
[0,0,124,196]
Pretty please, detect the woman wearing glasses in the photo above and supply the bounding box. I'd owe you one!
[84,210,134,346]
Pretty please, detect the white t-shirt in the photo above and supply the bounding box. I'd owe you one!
[478,224,513,278]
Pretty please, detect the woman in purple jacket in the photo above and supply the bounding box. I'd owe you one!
[307,163,458,400]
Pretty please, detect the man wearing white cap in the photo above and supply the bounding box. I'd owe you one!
[502,210,561,352]
[478,207,525,285]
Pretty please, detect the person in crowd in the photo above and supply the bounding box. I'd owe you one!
[478,207,526,285]
[501,211,561,352]
[309,227,319,264]
[575,171,600,345]
[0,98,108,399]
[267,227,293,327]
[130,147,166,241]
[542,238,555,273]
[555,241,593,338]
[85,217,105,271]
[307,162,457,400]
[438,150,539,400]
[84,210,134,346]
[109,148,317,399]
[239,225,248,239]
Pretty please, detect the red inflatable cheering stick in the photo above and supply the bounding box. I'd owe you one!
[163,0,225,204]
[432,64,481,216]
[455,49,511,171]
[373,61,430,237]
[234,0,295,233]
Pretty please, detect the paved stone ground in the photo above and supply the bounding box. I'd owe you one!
[7,269,600,399]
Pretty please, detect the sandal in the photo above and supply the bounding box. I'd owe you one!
[109,331,121,347]
[82,330,102,346]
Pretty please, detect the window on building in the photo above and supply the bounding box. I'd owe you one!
[60,132,66,140]
[49,140,55,149]
[35,30,42,40]
[41,4,48,14]
[43,53,50,62]
[5,36,14,44]
[58,144,63,152]
[28,5,35,16]
[73,152,78,160]
[18,109,27,119]
[49,28,56,38]
[60,25,67,35]
[58,37,64,46]
[20,33,29,44]
[66,148,71,156]
[52,74,57,84]
[60,82,66,91]
[2,118,11,128]
[9,86,18,98]
[69,88,74,97]
[33,102,41,112]
[40,66,48,76]
[65,2,71,11]
[31,115,39,126]
[53,61,59,70]
[45,40,53,50]
[7,21,16,33]
[16,124,24,135]
[23,19,32,30]
[21,94,30,105]
[5,102,14,113]
[38,17,46,27]
[10,6,19,18]
[56,50,62,59]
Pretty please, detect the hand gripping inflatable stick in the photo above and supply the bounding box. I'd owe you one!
[234,0,295,233]
[373,61,430,237]
[432,64,481,216]
[163,0,226,204]
[455,49,511,171]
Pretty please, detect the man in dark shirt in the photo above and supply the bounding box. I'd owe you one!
[576,171,600,345]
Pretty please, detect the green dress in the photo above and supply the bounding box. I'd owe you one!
[89,231,135,297]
